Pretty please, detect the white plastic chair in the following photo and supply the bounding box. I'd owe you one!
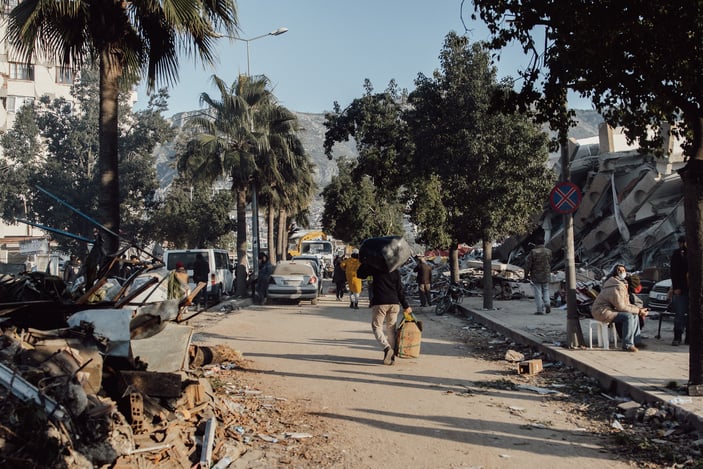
[587,319,618,349]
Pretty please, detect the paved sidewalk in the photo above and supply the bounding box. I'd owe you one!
[441,295,703,430]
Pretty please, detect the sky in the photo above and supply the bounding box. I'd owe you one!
[134,0,592,116]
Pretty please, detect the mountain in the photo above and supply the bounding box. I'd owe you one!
[157,109,604,192]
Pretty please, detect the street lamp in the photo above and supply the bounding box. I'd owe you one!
[234,27,289,76]
[226,27,288,270]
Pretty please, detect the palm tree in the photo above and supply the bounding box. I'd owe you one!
[276,158,316,260]
[180,75,266,264]
[6,0,238,253]
[255,104,315,263]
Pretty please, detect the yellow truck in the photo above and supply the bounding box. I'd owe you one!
[287,230,334,277]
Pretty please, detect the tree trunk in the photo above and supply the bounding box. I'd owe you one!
[482,239,494,310]
[98,51,121,255]
[449,243,459,283]
[277,208,287,261]
[680,157,703,386]
[234,188,248,297]
[267,202,276,263]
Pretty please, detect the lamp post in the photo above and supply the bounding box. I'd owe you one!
[227,27,288,270]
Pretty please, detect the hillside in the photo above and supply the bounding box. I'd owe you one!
[157,109,604,191]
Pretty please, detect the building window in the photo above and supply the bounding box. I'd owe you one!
[56,66,73,84]
[3,0,19,15]
[9,62,34,81]
[7,96,34,113]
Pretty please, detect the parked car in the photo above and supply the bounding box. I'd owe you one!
[266,261,319,305]
[648,279,671,312]
[291,255,325,294]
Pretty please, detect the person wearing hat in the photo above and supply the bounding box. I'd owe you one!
[669,235,688,346]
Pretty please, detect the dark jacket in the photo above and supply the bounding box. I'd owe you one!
[357,263,409,309]
[525,245,552,284]
[193,255,210,283]
[670,247,688,293]
[414,261,432,285]
[332,261,346,284]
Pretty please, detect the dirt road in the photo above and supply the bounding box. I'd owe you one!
[191,290,634,469]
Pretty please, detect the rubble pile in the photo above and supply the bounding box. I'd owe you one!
[0,238,337,468]
[0,328,336,468]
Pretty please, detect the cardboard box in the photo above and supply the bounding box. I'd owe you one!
[518,359,543,375]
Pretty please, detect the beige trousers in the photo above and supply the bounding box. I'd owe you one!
[371,304,400,350]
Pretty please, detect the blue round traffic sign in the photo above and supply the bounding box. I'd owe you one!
[549,182,582,214]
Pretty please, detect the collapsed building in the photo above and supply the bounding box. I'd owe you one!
[501,122,686,283]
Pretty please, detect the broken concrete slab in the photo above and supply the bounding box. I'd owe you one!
[67,308,133,357]
[130,322,192,372]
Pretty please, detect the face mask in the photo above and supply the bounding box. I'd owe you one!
[618,272,626,280]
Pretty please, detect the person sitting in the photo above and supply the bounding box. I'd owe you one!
[591,264,648,352]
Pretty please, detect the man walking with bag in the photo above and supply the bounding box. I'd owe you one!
[357,262,412,365]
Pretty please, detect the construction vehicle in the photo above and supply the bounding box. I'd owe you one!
[287,230,334,278]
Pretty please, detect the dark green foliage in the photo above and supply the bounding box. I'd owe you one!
[323,33,551,250]
[0,105,41,221]
[320,158,403,245]
[0,64,172,255]
[471,0,703,386]
[324,79,413,201]
[147,178,235,249]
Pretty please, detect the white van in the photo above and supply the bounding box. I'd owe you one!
[163,249,234,299]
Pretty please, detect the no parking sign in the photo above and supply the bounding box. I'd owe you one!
[549,181,582,214]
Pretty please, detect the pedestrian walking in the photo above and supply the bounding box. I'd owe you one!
[256,252,274,305]
[193,252,210,308]
[413,256,433,307]
[357,262,412,365]
[332,255,346,301]
[669,235,688,346]
[340,250,362,309]
[524,237,552,315]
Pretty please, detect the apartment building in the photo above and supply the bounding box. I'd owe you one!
[0,0,75,131]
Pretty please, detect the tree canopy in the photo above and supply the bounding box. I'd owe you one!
[324,33,551,273]
[6,0,239,253]
[0,64,173,257]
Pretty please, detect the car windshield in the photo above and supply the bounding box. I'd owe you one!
[301,242,332,254]
[273,263,313,276]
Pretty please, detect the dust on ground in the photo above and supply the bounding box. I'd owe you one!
[190,309,703,468]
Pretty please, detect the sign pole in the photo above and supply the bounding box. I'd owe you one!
[555,142,586,348]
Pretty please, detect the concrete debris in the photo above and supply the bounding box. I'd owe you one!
[504,349,525,362]
[501,123,687,278]
[0,313,318,468]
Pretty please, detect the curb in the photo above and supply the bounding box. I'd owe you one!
[460,304,703,431]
